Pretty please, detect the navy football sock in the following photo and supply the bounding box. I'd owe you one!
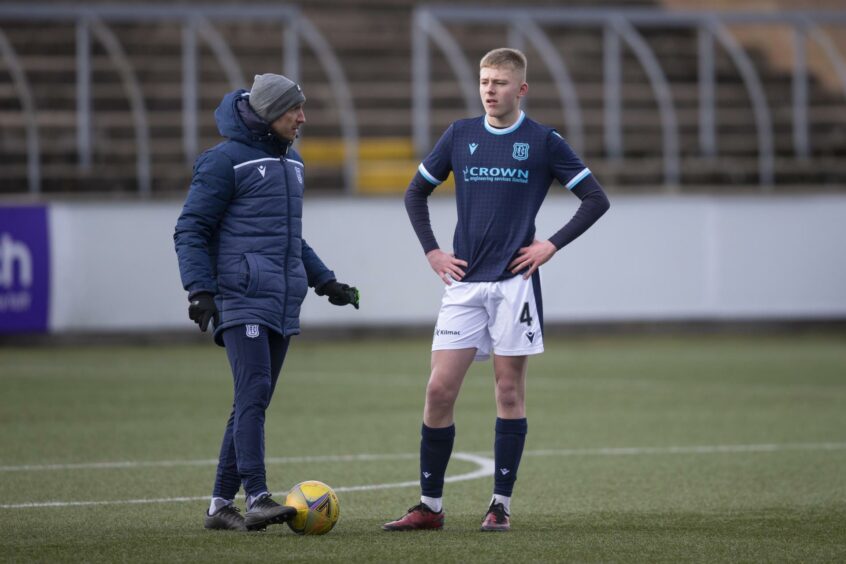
[493,417,528,496]
[420,423,455,498]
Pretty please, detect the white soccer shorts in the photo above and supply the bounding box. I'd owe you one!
[432,274,544,361]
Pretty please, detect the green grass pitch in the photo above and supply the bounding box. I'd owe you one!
[1,333,845,562]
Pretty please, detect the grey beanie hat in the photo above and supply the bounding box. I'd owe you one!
[248,73,306,123]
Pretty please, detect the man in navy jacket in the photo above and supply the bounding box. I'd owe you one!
[174,73,359,532]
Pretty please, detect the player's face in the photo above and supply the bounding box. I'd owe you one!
[270,103,306,143]
[479,66,527,125]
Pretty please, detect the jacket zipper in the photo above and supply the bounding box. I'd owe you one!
[281,155,290,333]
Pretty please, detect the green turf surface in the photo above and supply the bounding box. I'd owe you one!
[1,334,845,562]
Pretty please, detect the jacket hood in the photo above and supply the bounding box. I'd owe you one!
[214,89,290,155]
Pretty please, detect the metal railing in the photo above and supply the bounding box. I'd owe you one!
[413,7,846,190]
[0,4,359,195]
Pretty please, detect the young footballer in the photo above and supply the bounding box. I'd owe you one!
[383,48,609,532]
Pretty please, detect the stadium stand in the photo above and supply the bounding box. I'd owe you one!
[0,0,844,195]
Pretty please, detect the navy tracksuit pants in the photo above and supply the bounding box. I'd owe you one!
[213,324,290,500]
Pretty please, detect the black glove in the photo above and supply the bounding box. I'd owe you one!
[188,293,219,332]
[316,280,360,309]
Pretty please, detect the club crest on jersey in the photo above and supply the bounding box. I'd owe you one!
[295,166,303,184]
[512,142,530,161]
[469,142,479,155]
[246,324,260,338]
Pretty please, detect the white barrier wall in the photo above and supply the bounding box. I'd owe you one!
[45,194,846,332]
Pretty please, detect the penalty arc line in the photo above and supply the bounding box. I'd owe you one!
[0,453,494,510]
[1,441,844,509]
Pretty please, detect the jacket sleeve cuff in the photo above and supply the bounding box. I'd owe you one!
[312,271,336,291]
[187,287,217,300]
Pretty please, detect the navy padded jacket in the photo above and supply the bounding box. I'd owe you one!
[174,89,335,346]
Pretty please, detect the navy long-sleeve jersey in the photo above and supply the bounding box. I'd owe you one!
[408,111,608,282]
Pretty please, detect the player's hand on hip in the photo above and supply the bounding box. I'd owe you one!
[508,239,557,279]
[426,249,468,285]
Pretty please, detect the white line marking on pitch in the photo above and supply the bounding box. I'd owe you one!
[0,452,420,473]
[518,441,846,458]
[3,441,843,474]
[1,442,843,510]
[0,453,493,510]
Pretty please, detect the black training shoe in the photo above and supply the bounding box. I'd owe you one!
[204,505,247,531]
[244,494,297,531]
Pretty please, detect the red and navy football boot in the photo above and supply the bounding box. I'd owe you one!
[382,503,444,531]
[480,502,510,532]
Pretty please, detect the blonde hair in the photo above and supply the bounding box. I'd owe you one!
[480,48,527,79]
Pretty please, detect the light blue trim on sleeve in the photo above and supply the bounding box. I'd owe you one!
[565,167,591,190]
[418,163,443,185]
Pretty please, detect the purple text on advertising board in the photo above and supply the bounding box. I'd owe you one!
[0,206,50,333]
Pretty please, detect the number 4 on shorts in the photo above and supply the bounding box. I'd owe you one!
[520,302,533,326]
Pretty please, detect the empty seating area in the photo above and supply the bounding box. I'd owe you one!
[0,1,844,196]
